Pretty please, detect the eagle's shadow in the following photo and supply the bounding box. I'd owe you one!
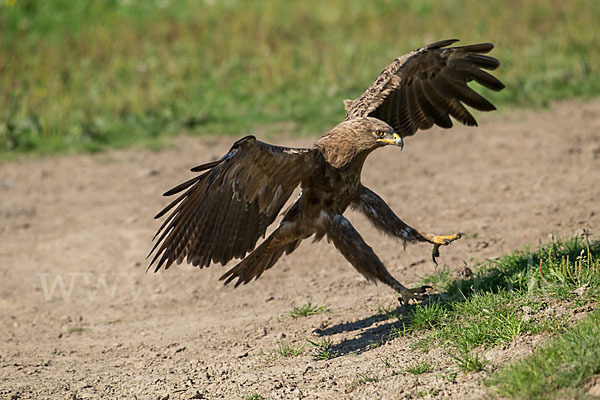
[312,242,571,358]
[312,296,440,358]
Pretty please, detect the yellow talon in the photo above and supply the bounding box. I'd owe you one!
[432,232,464,245]
[430,233,464,265]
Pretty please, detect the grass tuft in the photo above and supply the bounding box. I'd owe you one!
[449,350,487,373]
[380,354,395,369]
[289,299,328,318]
[275,340,305,358]
[306,337,334,361]
[346,371,380,393]
[405,361,432,375]
[356,371,379,383]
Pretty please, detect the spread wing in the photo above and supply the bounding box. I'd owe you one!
[344,39,505,137]
[148,135,318,272]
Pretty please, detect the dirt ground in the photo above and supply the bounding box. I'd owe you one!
[1,99,600,399]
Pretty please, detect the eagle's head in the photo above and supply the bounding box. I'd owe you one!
[315,117,403,168]
[362,117,403,150]
[336,117,402,151]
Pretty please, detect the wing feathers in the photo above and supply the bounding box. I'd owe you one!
[345,39,504,137]
[421,80,454,129]
[424,38,460,49]
[464,54,500,70]
[453,42,494,53]
[408,81,433,130]
[148,138,316,272]
[396,85,416,134]
[190,159,222,172]
[451,66,505,91]
[434,73,496,111]
[413,80,450,129]
[162,174,205,197]
[447,99,477,127]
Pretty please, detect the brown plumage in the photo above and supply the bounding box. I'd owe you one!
[149,39,504,304]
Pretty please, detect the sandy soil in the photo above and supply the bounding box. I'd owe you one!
[1,100,600,399]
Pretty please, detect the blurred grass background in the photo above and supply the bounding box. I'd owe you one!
[1,0,599,155]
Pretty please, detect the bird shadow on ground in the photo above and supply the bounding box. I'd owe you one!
[313,239,588,358]
[312,300,429,358]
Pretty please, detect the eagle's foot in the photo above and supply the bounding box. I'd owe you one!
[397,285,432,306]
[431,232,464,245]
[431,232,464,264]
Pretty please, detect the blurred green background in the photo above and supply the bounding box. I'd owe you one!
[1,0,598,155]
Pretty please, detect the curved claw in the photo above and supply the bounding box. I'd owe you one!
[432,244,442,265]
[397,285,432,306]
[431,232,464,264]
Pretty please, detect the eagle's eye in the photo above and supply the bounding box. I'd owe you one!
[375,129,385,138]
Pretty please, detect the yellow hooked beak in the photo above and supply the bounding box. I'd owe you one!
[377,133,403,149]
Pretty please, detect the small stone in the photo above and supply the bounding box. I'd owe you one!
[257,327,267,338]
[574,284,590,297]
[189,391,206,399]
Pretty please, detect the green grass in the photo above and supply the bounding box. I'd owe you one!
[405,361,433,375]
[66,327,88,334]
[448,349,487,373]
[377,235,599,375]
[274,340,305,358]
[356,371,380,383]
[346,371,381,393]
[488,309,600,399]
[381,354,395,369]
[2,0,600,155]
[289,299,328,318]
[306,337,334,360]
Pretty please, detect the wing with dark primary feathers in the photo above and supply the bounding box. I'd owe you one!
[148,135,318,272]
[344,39,505,137]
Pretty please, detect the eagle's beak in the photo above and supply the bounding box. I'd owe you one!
[393,133,403,150]
[377,133,403,149]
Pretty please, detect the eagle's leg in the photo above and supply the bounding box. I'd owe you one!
[351,186,464,263]
[396,284,432,306]
[325,214,431,305]
[419,232,464,245]
[376,273,431,306]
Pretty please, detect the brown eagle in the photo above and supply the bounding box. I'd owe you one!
[149,39,504,304]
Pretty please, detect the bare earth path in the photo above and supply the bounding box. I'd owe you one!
[1,100,600,399]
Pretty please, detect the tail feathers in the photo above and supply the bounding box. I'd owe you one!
[219,236,285,287]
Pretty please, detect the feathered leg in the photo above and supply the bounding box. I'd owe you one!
[325,214,430,305]
[351,185,463,263]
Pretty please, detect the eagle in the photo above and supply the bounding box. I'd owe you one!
[148,39,504,304]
